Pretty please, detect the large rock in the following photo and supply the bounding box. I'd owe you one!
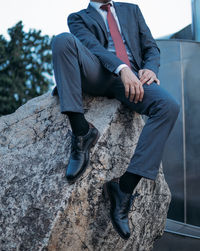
[0,93,171,251]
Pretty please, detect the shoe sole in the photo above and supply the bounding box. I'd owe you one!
[102,182,130,240]
[67,130,100,184]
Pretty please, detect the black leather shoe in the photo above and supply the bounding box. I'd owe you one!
[66,123,100,183]
[103,178,139,240]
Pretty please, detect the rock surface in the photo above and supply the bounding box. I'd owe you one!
[0,92,171,251]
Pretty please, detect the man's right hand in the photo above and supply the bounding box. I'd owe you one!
[120,67,144,103]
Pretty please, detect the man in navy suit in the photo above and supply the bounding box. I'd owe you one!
[51,0,180,239]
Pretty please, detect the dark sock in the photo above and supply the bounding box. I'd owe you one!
[119,171,141,194]
[65,112,89,136]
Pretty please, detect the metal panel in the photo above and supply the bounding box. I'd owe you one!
[157,40,185,223]
[181,42,200,226]
[165,219,200,239]
[192,0,200,41]
[157,40,200,227]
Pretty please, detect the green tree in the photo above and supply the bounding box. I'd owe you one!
[0,21,54,116]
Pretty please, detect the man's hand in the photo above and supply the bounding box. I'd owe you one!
[138,69,160,86]
[120,67,144,103]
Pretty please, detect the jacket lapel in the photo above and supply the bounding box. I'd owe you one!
[114,3,130,46]
[114,2,140,67]
[86,4,108,40]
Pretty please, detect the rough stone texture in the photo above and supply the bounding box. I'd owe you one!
[0,92,171,251]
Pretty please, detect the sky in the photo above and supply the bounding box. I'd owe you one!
[0,0,192,39]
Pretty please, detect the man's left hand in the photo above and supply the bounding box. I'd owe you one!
[138,69,160,86]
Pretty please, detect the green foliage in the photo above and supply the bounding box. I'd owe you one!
[0,21,54,116]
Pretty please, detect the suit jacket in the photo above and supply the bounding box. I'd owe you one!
[68,2,160,76]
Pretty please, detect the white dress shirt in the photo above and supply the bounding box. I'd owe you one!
[90,1,132,74]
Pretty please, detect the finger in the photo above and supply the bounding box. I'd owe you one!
[155,78,160,85]
[140,70,150,78]
[139,85,144,101]
[140,73,147,82]
[140,72,152,83]
[138,70,143,79]
[141,76,150,85]
[134,85,140,103]
[141,72,155,81]
[125,84,129,98]
[129,86,135,102]
[147,78,155,85]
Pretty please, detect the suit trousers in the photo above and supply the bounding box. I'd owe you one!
[51,32,180,180]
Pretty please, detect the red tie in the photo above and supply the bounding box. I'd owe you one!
[100,3,131,67]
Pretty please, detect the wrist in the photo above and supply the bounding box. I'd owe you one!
[119,66,129,76]
[115,64,128,75]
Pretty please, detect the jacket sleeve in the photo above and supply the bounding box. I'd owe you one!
[68,13,124,73]
[136,5,160,76]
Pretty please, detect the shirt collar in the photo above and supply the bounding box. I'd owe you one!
[90,1,113,11]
